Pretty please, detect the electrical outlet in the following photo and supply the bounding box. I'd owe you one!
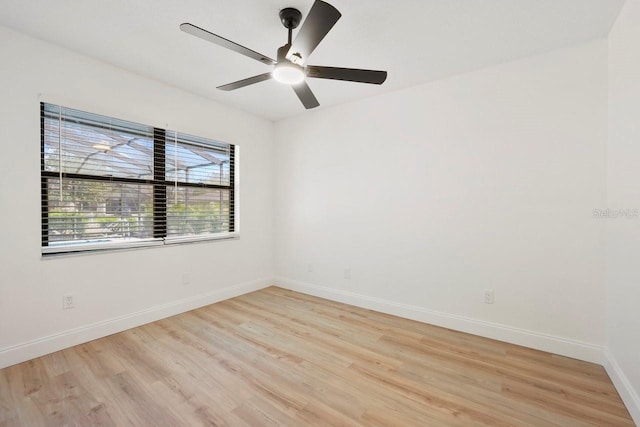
[344,268,351,279]
[484,289,494,304]
[181,273,191,286]
[63,295,74,310]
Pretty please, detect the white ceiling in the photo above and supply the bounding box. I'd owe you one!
[0,0,624,121]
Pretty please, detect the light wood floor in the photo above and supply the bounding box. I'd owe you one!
[0,287,634,426]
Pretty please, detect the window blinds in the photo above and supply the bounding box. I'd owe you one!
[41,103,235,254]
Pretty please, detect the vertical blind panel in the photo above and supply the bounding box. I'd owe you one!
[165,131,231,186]
[46,178,155,244]
[43,104,155,180]
[167,187,230,236]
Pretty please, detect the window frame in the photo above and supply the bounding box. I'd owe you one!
[40,102,238,255]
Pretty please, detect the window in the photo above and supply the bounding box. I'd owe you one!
[41,103,235,254]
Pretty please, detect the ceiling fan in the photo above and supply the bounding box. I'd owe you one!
[180,0,387,109]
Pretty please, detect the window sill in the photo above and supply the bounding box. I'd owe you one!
[41,233,239,259]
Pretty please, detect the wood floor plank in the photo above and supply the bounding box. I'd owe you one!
[0,286,634,426]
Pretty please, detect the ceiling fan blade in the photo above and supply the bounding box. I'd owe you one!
[217,73,273,91]
[293,82,320,109]
[180,23,276,66]
[287,1,341,64]
[306,66,387,84]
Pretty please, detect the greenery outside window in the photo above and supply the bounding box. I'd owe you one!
[41,103,235,254]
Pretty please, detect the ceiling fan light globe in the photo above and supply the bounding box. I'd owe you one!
[272,64,305,85]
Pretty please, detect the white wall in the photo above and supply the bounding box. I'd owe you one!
[0,25,274,368]
[274,40,608,362]
[605,0,640,422]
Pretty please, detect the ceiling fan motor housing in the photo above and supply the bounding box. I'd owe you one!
[274,43,305,84]
[277,43,302,66]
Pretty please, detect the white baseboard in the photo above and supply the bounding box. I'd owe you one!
[604,349,640,425]
[0,278,272,369]
[275,277,604,364]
